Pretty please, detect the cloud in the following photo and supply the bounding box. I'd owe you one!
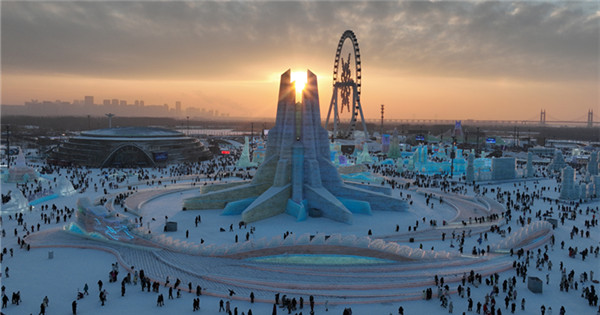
[1,1,598,82]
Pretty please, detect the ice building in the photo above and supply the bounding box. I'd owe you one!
[559,166,578,200]
[491,157,516,181]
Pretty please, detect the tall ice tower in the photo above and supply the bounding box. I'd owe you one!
[184,70,406,224]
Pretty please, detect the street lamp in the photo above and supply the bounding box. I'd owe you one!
[186,116,190,135]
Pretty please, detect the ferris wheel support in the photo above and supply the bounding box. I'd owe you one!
[325,86,340,137]
[354,86,369,139]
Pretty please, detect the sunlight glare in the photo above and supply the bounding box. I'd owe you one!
[291,71,307,96]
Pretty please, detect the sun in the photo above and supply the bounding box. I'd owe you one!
[290,71,307,96]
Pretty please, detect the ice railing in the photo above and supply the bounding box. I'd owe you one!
[132,227,458,261]
[491,220,552,251]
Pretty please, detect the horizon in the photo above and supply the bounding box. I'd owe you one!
[1,1,598,121]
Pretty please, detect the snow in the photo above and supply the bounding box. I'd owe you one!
[1,158,599,315]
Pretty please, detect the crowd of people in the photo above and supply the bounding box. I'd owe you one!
[1,145,598,314]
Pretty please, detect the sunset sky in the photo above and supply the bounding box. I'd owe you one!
[2,1,598,121]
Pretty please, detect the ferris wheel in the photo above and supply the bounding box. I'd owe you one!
[325,30,369,139]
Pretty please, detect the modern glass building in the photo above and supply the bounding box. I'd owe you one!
[49,127,211,167]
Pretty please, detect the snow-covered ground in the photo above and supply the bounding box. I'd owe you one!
[1,159,598,315]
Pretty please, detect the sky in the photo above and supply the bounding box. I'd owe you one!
[1,1,598,121]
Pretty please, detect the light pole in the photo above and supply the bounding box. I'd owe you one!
[5,125,10,169]
[450,136,456,178]
[105,113,115,128]
[380,104,384,137]
[186,116,189,135]
[476,127,480,157]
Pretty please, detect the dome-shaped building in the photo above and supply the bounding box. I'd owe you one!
[50,127,211,167]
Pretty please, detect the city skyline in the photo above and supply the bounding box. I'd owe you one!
[2,95,232,119]
[1,1,598,121]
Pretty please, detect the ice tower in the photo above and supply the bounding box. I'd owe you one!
[466,153,475,182]
[236,136,257,168]
[588,151,598,176]
[387,128,401,159]
[184,70,406,224]
[526,151,534,178]
[559,166,578,200]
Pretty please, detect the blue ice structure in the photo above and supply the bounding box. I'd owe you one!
[548,150,566,172]
[184,70,406,224]
[491,157,516,180]
[4,148,38,183]
[236,136,257,168]
[65,197,135,241]
[526,152,535,178]
[402,145,470,176]
[560,166,578,200]
[588,151,598,176]
[0,189,29,213]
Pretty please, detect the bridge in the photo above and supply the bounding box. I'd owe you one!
[365,109,597,127]
[363,119,598,127]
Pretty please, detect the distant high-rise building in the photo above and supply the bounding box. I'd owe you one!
[84,96,94,107]
[119,100,127,106]
[111,99,119,106]
[175,101,181,115]
[140,100,145,107]
[103,99,111,106]
[135,100,140,106]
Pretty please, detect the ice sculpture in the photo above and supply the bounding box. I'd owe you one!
[184,70,406,224]
[548,150,566,172]
[559,166,578,200]
[56,176,76,196]
[236,136,257,168]
[588,151,598,176]
[593,176,600,198]
[356,143,374,164]
[6,148,38,183]
[526,151,534,178]
[466,153,475,182]
[387,128,401,159]
[66,197,135,241]
[420,145,428,164]
[491,221,552,251]
[0,189,29,213]
[252,139,266,165]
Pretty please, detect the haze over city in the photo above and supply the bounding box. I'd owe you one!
[1,1,598,121]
